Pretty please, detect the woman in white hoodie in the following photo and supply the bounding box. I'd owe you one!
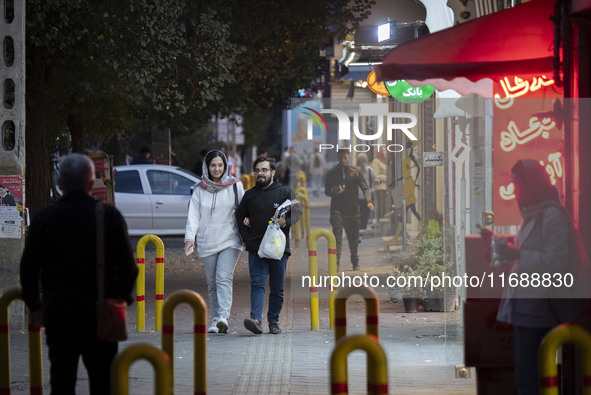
[184,150,244,333]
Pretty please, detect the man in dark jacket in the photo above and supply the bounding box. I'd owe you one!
[20,153,138,395]
[235,156,302,335]
[325,150,374,270]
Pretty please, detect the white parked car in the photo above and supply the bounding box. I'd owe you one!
[113,164,200,236]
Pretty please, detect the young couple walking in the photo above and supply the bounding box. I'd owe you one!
[184,151,301,335]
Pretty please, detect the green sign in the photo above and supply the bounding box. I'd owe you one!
[385,80,435,104]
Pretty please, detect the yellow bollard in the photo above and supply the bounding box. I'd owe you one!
[330,334,388,395]
[28,319,43,395]
[308,229,337,330]
[296,194,310,243]
[240,174,249,189]
[295,171,307,188]
[240,173,255,190]
[334,286,379,343]
[293,220,300,248]
[539,324,591,395]
[0,287,43,395]
[162,290,207,395]
[295,186,308,197]
[111,343,172,395]
[136,234,166,331]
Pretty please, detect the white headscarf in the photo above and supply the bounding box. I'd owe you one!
[198,150,239,193]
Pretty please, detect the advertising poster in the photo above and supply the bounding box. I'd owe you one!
[0,175,24,238]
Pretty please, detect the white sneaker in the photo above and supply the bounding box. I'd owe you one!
[208,318,219,333]
[216,317,228,333]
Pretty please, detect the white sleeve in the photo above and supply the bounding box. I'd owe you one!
[237,181,245,202]
[184,189,201,243]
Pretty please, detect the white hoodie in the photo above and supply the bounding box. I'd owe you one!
[184,151,245,257]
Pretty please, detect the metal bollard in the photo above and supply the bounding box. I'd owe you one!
[330,334,388,395]
[293,219,301,248]
[295,186,308,197]
[240,173,255,190]
[0,287,43,395]
[111,343,172,395]
[295,171,306,188]
[161,290,207,395]
[539,324,591,395]
[297,193,310,243]
[334,286,379,342]
[136,234,166,331]
[240,174,249,189]
[308,228,337,330]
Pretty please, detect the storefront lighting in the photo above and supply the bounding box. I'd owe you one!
[377,20,396,43]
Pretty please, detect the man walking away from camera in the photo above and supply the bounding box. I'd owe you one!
[235,156,302,335]
[20,153,138,395]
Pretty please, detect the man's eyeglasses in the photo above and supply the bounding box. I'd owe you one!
[254,168,270,175]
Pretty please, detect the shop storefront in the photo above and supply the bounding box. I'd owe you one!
[374,0,591,392]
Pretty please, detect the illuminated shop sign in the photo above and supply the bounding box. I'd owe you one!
[494,75,554,109]
[385,80,435,104]
[492,74,562,226]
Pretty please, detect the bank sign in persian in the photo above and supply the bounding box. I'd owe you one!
[385,80,435,104]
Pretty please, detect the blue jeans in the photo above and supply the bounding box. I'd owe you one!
[201,248,241,320]
[513,325,553,395]
[248,251,288,324]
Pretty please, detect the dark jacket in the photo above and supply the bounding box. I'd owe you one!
[20,192,138,329]
[325,163,371,215]
[235,181,302,256]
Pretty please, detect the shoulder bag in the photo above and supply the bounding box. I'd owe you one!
[95,202,128,342]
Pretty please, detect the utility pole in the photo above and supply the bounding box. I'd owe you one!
[0,1,26,327]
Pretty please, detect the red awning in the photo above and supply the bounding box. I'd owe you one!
[375,0,556,83]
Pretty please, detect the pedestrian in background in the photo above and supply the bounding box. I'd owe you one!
[131,146,152,164]
[184,150,244,334]
[494,159,590,394]
[192,148,209,177]
[20,153,137,395]
[325,150,373,270]
[235,156,302,335]
[402,141,422,222]
[356,152,375,230]
[371,150,388,220]
[309,150,326,197]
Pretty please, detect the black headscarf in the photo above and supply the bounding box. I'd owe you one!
[510,159,559,209]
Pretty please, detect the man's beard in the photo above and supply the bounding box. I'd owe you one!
[256,175,272,188]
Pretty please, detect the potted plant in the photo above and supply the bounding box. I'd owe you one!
[414,220,456,311]
[389,219,456,312]
[389,241,426,313]
[391,262,427,313]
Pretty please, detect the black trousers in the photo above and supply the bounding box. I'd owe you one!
[329,210,360,268]
[45,324,118,395]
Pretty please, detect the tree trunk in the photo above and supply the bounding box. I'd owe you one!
[67,111,85,154]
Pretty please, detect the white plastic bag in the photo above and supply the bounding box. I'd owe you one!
[257,219,286,260]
